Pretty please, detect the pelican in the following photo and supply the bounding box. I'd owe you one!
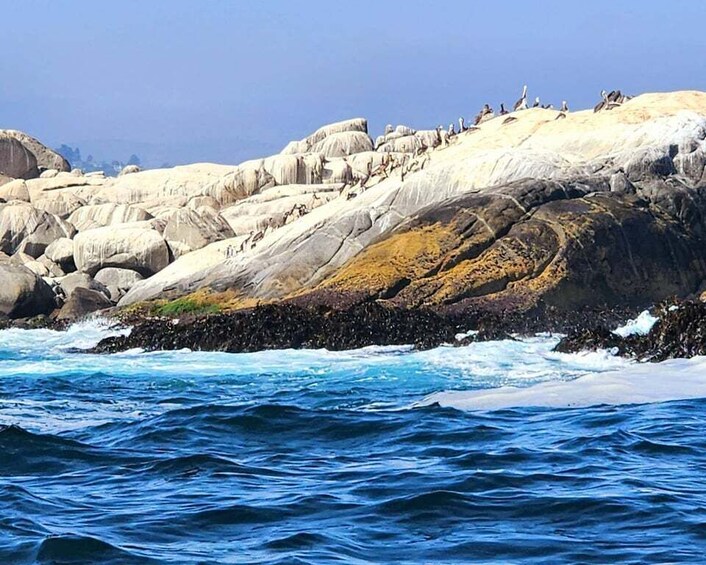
[594,90,608,112]
[458,116,467,132]
[448,123,456,136]
[384,124,394,135]
[474,104,494,125]
[482,104,495,121]
[499,103,509,115]
[513,85,528,111]
[561,100,569,112]
[249,230,265,249]
[605,90,625,110]
[532,97,540,108]
[437,125,449,147]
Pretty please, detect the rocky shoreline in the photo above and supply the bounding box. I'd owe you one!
[84,298,639,354]
[4,90,706,359]
[78,297,706,363]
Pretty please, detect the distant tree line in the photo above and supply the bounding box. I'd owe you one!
[55,145,144,176]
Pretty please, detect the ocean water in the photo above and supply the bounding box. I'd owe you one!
[2,320,706,563]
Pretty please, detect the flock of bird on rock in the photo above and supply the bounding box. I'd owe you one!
[223,86,632,257]
[444,85,633,139]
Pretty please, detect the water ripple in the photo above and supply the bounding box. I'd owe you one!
[1,325,706,562]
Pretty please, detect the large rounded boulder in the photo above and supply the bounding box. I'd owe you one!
[0,261,56,318]
[73,225,170,276]
[56,287,113,321]
[0,201,75,257]
[1,130,70,172]
[311,131,373,158]
[68,203,152,232]
[0,135,38,179]
[0,179,31,202]
[45,237,76,272]
[162,208,234,258]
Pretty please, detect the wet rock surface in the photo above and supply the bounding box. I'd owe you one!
[87,297,640,355]
[90,302,490,353]
[555,300,706,361]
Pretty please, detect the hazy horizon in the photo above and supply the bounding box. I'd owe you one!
[4,0,706,167]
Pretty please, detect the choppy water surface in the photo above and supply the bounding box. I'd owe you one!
[2,320,706,563]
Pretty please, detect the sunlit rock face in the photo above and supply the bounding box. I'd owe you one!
[120,91,706,316]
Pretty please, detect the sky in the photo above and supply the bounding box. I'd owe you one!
[2,0,706,167]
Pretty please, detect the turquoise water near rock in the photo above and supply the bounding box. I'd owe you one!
[2,321,706,563]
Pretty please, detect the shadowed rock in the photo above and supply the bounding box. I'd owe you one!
[56,287,113,321]
[1,130,69,172]
[0,261,56,318]
[0,135,38,179]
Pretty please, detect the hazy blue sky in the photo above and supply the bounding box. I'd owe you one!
[3,1,705,166]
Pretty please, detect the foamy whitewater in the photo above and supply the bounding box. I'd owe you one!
[2,317,706,563]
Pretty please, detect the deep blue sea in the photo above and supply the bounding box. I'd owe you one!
[2,319,706,563]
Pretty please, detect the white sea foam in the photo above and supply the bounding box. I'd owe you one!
[0,317,130,355]
[417,355,706,410]
[0,321,700,429]
[613,309,658,337]
[411,338,631,387]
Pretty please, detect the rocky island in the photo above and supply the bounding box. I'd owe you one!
[4,90,706,355]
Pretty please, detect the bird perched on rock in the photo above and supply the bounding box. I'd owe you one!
[250,230,265,249]
[532,97,541,108]
[239,233,254,253]
[594,90,609,112]
[473,104,494,125]
[513,85,528,111]
[561,100,569,112]
[448,123,456,137]
[437,125,450,147]
[605,90,628,110]
[360,161,373,187]
[499,103,509,115]
[458,117,467,132]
